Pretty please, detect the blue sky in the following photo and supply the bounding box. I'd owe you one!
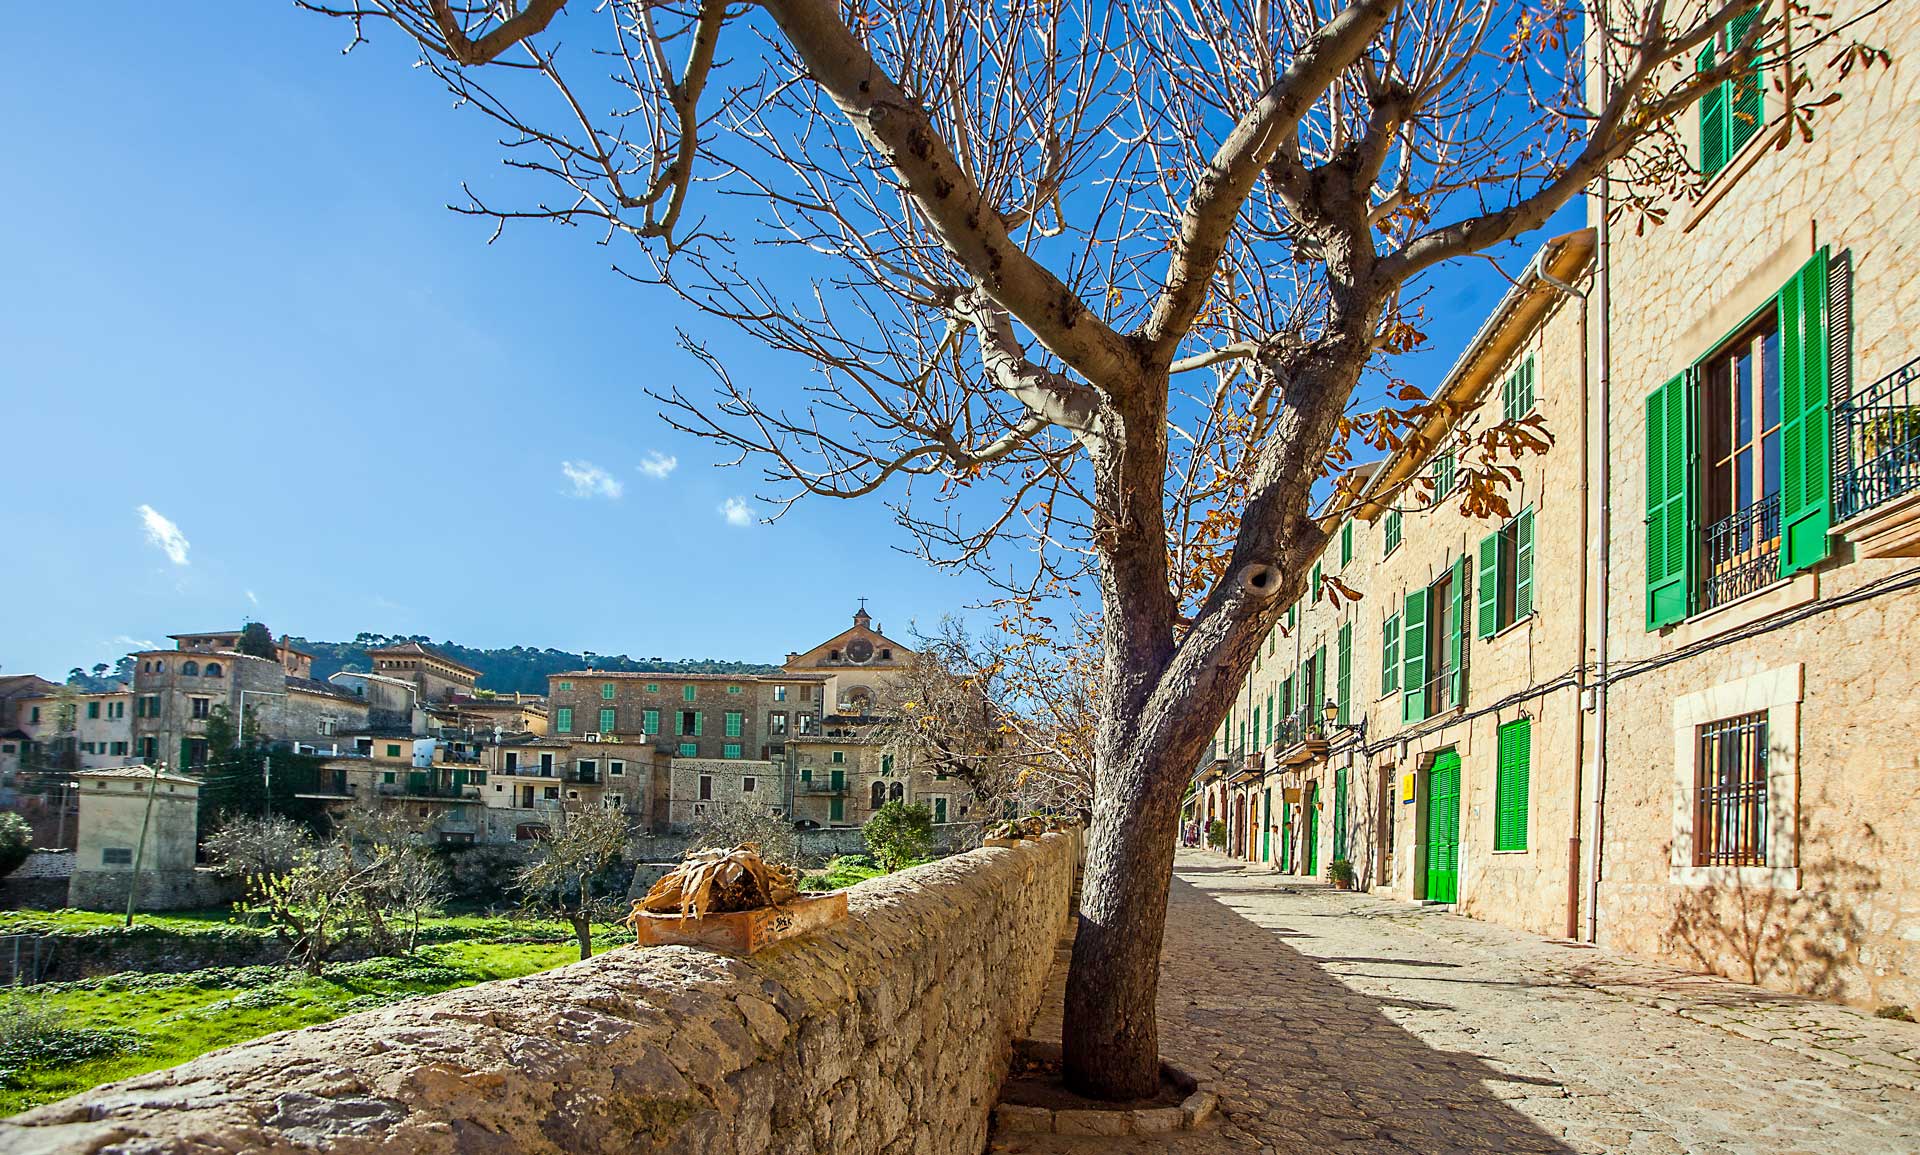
[0,5,1575,679]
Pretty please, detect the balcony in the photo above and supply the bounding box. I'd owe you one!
[798,779,849,795]
[1835,356,1920,555]
[1701,496,1781,613]
[1272,708,1330,767]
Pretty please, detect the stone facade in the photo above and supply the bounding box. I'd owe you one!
[65,765,224,912]
[367,642,481,703]
[1194,0,1920,1014]
[3,831,1080,1154]
[546,672,825,765]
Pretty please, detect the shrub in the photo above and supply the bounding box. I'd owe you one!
[1206,820,1227,849]
[863,801,934,871]
[0,813,31,879]
[445,843,531,908]
[0,991,137,1087]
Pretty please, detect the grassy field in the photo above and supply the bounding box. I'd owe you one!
[0,911,634,1117]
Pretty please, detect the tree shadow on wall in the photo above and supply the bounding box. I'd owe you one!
[1660,811,1883,1000]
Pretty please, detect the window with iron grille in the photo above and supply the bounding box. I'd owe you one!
[1695,711,1769,866]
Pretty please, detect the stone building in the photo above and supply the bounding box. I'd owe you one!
[2,683,135,773]
[129,632,370,771]
[66,765,228,911]
[788,713,974,829]
[1199,0,1920,1013]
[367,642,481,703]
[480,733,663,840]
[781,606,916,714]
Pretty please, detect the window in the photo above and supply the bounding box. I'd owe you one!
[1429,450,1456,503]
[383,771,396,784]
[599,707,616,734]
[724,710,743,737]
[204,663,221,678]
[645,683,659,693]
[881,753,894,775]
[1501,355,1537,423]
[555,706,574,734]
[832,750,845,764]
[1310,562,1322,602]
[743,776,757,793]
[1644,251,1831,629]
[505,752,520,772]
[190,697,211,720]
[679,742,699,757]
[558,681,573,691]
[387,743,402,758]
[727,684,742,695]
[1476,508,1537,637]
[609,760,625,777]
[643,709,660,735]
[889,782,904,802]
[724,743,743,759]
[102,847,133,865]
[1340,521,1354,567]
[699,775,713,801]
[1401,557,1469,723]
[545,786,560,800]
[796,712,816,735]
[182,660,199,676]
[601,682,616,699]
[540,753,555,775]
[1384,510,1402,557]
[774,685,788,702]
[110,741,128,756]
[683,685,697,702]
[29,707,40,725]
[769,712,788,736]
[1696,7,1765,177]
[679,710,702,735]
[1494,718,1532,851]
[578,759,598,781]
[1382,613,1401,695]
[1335,621,1352,726]
[607,793,624,807]
[1696,712,1769,865]
[87,701,100,719]
[872,782,887,808]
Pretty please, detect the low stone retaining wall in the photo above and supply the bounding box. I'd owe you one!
[3,830,1081,1153]
[66,865,240,913]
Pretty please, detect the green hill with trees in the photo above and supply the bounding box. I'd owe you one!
[287,633,780,696]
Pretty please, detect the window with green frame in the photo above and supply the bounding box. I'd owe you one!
[723,743,743,759]
[1335,620,1352,726]
[1476,507,1536,637]
[1400,556,1469,724]
[678,742,698,757]
[642,709,660,735]
[682,685,698,702]
[1501,355,1537,422]
[832,750,845,764]
[1340,520,1354,567]
[1696,7,1765,178]
[601,682,616,699]
[727,684,742,695]
[1310,562,1322,602]
[645,683,659,693]
[598,707,616,733]
[558,681,572,691]
[1494,717,1532,851]
[724,710,743,737]
[1381,612,1401,695]
[1384,509,1402,556]
[555,707,573,733]
[386,743,402,758]
[1429,451,1456,502]
[1644,249,1833,630]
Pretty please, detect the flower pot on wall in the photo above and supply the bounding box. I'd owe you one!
[630,891,849,955]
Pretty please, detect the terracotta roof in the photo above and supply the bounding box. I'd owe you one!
[287,677,364,703]
[75,765,201,787]
[366,642,481,676]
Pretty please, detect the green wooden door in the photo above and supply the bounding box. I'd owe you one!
[1303,782,1320,877]
[1426,750,1462,902]
[1261,789,1271,861]
[1333,768,1349,862]
[1279,799,1294,871]
[933,796,948,823]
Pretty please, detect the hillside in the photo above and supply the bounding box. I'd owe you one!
[287,634,781,696]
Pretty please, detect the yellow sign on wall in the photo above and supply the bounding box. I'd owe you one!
[1400,771,1417,804]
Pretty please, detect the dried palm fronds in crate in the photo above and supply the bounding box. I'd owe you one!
[631,843,800,922]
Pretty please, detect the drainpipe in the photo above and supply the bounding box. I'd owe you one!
[1587,8,1616,948]
[1529,245,1591,942]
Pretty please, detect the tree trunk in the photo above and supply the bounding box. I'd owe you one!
[1061,731,1193,1100]
[574,911,593,961]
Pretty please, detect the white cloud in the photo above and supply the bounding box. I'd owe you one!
[245,589,259,606]
[137,504,190,566]
[114,634,155,651]
[561,460,624,499]
[637,451,678,480]
[719,497,755,527]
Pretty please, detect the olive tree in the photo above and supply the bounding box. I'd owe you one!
[292,0,1877,1098]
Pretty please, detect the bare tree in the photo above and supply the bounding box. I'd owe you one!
[517,803,635,960]
[294,0,1882,1097]
[689,800,804,869]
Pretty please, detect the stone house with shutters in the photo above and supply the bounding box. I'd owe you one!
[1194,0,1920,1012]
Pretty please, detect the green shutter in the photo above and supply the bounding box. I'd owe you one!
[1494,718,1532,851]
[643,708,659,735]
[1698,41,1728,175]
[1336,622,1352,727]
[693,711,704,737]
[1251,705,1261,748]
[1311,562,1322,602]
[1514,509,1536,619]
[1341,521,1354,567]
[1333,767,1349,861]
[599,708,616,733]
[1449,556,1470,706]
[1645,371,1695,629]
[1401,589,1428,724]
[1385,509,1402,556]
[555,707,573,734]
[1476,530,1502,639]
[1382,613,1401,695]
[1726,8,1763,156]
[1312,645,1326,715]
[1778,250,1833,575]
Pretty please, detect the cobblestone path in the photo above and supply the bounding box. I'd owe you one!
[1001,850,1920,1154]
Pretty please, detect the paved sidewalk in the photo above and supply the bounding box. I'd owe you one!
[1001,851,1920,1154]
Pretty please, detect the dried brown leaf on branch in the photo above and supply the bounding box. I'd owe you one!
[631,844,799,921]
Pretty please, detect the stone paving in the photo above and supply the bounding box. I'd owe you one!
[1000,850,1920,1154]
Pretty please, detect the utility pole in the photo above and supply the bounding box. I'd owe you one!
[263,754,272,819]
[125,760,164,928]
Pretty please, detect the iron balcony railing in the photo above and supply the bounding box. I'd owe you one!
[1274,707,1328,751]
[1836,354,1920,522]
[1701,495,1781,612]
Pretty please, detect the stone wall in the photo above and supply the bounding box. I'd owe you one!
[67,866,239,913]
[4,830,1081,1153]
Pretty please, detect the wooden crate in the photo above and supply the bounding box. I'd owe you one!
[630,891,849,955]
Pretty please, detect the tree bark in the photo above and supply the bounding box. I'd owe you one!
[574,910,593,961]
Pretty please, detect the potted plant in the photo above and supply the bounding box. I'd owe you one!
[1327,858,1356,890]
[627,843,847,954]
[1206,820,1227,850]
[984,815,1050,848]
